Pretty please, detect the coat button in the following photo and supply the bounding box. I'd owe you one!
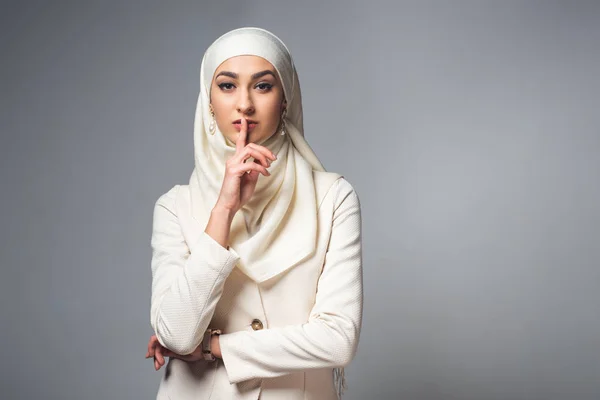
[251,319,264,331]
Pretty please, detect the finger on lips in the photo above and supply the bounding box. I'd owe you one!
[236,118,248,151]
[233,118,277,170]
[235,119,276,161]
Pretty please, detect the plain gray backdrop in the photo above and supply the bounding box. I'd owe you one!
[1,1,599,399]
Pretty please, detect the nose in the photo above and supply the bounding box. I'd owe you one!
[236,88,255,115]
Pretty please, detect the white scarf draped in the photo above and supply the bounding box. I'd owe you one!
[186,27,347,398]
[188,27,327,284]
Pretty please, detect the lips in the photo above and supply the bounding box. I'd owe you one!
[233,119,258,132]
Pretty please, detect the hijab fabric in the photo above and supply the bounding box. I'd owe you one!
[188,27,325,283]
[186,27,347,398]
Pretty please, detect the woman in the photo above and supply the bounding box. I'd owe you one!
[145,27,363,399]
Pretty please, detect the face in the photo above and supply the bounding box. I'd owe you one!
[210,55,287,145]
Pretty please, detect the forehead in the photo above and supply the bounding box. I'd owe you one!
[213,55,276,77]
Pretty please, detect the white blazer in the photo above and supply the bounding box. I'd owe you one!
[150,171,363,399]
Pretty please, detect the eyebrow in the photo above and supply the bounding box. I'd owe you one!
[215,70,277,80]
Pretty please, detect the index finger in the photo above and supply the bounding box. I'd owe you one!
[236,117,247,153]
[146,334,158,357]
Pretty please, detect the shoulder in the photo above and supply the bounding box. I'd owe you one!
[331,177,361,212]
[153,184,192,218]
[154,185,181,211]
[327,176,361,233]
[151,185,192,239]
[313,170,360,211]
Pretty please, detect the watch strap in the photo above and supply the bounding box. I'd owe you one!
[202,328,222,361]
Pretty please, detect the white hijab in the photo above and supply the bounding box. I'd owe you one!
[188,27,327,283]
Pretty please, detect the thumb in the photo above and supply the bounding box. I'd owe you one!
[244,159,261,181]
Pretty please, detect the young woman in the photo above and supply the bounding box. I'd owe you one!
[144,27,363,399]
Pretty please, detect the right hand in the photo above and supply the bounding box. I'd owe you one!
[145,334,207,371]
[215,117,277,213]
[145,334,168,371]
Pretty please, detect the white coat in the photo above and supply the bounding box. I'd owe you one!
[150,171,363,399]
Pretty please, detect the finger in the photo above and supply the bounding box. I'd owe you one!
[242,160,261,181]
[244,168,261,182]
[155,346,165,366]
[146,348,151,358]
[146,335,157,358]
[235,117,248,153]
[231,147,271,168]
[154,356,160,371]
[247,143,277,162]
[233,161,270,177]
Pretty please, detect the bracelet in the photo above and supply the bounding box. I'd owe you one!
[202,328,222,361]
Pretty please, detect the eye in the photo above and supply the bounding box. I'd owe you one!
[255,82,273,91]
[218,82,235,91]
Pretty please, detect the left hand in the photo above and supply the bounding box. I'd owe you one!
[145,334,221,371]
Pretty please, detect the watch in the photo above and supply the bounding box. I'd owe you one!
[202,328,222,361]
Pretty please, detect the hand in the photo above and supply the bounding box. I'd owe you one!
[145,334,206,371]
[215,117,277,213]
[145,334,166,371]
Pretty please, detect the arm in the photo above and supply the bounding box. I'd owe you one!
[218,178,363,384]
[150,185,240,355]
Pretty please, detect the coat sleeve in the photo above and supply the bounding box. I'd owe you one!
[218,178,363,384]
[150,185,240,355]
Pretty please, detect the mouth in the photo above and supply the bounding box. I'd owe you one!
[233,119,258,131]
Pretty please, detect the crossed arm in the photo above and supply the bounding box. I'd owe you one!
[147,179,363,383]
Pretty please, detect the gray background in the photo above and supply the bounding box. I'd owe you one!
[1,1,599,399]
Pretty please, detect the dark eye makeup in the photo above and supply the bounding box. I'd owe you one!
[217,82,235,91]
[256,82,273,91]
[216,81,275,92]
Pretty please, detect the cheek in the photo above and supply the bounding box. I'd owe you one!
[211,96,234,121]
[259,99,283,125]
[211,93,227,110]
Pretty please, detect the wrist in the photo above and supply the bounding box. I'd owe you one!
[205,205,236,248]
[202,329,222,361]
[211,334,222,359]
[211,204,236,222]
